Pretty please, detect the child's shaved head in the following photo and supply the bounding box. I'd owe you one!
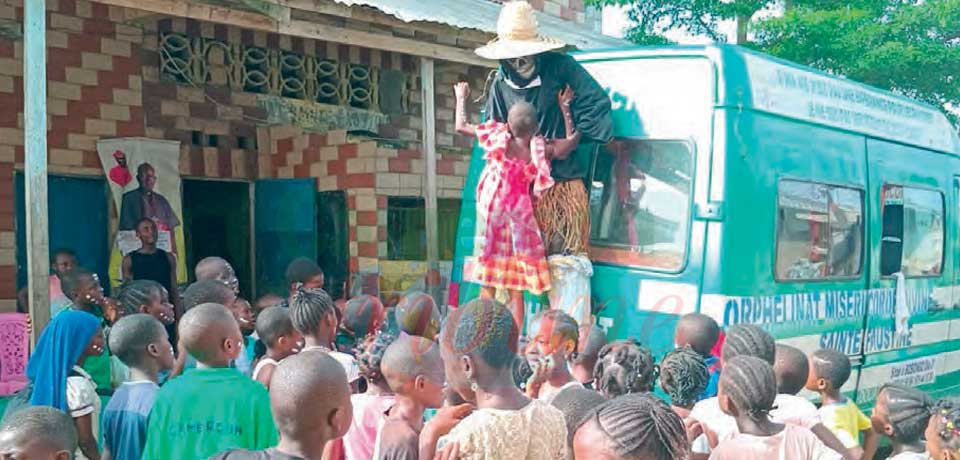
[179,303,242,365]
[774,344,809,395]
[183,280,237,311]
[507,101,538,139]
[382,335,445,408]
[109,313,167,367]
[271,349,353,443]
[0,406,77,459]
[674,313,720,356]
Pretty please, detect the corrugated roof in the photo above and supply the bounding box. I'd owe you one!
[330,0,627,51]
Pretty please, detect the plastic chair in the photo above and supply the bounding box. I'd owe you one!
[0,313,29,395]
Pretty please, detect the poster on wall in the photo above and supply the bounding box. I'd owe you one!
[96,138,187,288]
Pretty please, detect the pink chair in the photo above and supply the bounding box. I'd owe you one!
[0,313,29,395]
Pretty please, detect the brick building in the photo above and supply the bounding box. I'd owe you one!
[4,0,621,311]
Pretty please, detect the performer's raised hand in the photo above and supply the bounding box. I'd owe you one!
[558,84,575,107]
[454,81,471,101]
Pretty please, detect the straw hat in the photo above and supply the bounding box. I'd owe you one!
[475,1,566,60]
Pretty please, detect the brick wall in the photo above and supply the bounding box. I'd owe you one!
[0,0,144,308]
[262,126,470,280]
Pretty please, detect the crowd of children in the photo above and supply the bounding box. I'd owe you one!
[8,249,960,460]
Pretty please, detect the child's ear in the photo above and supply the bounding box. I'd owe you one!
[414,375,426,392]
[329,406,350,437]
[55,450,72,460]
[139,305,150,314]
[146,343,160,358]
[223,338,241,359]
[882,423,895,437]
[817,377,828,391]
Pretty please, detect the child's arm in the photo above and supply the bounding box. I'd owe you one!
[121,254,132,282]
[861,428,877,460]
[454,82,477,137]
[255,362,275,390]
[810,424,858,460]
[74,414,102,460]
[546,86,582,160]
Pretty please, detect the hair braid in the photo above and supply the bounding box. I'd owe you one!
[116,280,166,317]
[719,355,777,422]
[721,324,776,364]
[932,400,960,457]
[877,383,933,443]
[593,393,690,460]
[593,339,657,398]
[660,347,709,409]
[288,285,335,336]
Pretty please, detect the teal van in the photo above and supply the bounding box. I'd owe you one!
[450,44,960,404]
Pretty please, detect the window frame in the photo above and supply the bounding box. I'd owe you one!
[879,183,945,280]
[587,138,697,274]
[773,177,866,283]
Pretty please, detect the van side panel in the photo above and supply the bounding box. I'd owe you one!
[699,109,870,397]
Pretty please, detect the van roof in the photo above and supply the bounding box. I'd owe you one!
[574,44,960,155]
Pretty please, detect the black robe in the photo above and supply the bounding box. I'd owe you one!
[484,52,613,181]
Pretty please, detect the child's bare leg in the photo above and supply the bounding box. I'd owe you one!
[480,286,496,300]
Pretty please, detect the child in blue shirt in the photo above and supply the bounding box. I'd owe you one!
[102,314,175,460]
[674,313,722,400]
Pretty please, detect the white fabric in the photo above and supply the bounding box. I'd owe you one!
[301,345,361,382]
[67,366,100,460]
[708,424,840,460]
[888,452,930,460]
[252,357,279,382]
[538,380,583,405]
[547,255,593,325]
[691,394,822,454]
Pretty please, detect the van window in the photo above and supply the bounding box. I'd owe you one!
[880,185,944,277]
[589,139,693,271]
[776,180,864,280]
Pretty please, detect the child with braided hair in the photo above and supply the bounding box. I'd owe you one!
[422,298,567,460]
[660,347,711,457]
[289,285,360,389]
[691,326,851,459]
[870,383,932,460]
[927,400,960,460]
[592,339,657,399]
[116,279,175,325]
[709,355,838,460]
[572,392,691,460]
[343,332,395,460]
[525,309,582,402]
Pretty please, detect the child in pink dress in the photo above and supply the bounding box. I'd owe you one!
[454,81,581,332]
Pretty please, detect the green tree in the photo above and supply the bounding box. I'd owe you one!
[588,0,775,44]
[589,0,960,126]
[753,0,960,124]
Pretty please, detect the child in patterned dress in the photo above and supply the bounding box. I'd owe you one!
[454,80,581,333]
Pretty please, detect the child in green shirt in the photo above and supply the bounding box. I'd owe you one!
[141,303,277,459]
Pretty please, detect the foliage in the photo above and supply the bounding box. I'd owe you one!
[587,0,960,126]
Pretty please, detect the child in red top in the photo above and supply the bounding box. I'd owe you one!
[454,81,581,332]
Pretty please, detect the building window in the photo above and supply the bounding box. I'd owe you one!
[386,197,460,261]
[589,139,694,271]
[880,185,944,277]
[776,180,864,281]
